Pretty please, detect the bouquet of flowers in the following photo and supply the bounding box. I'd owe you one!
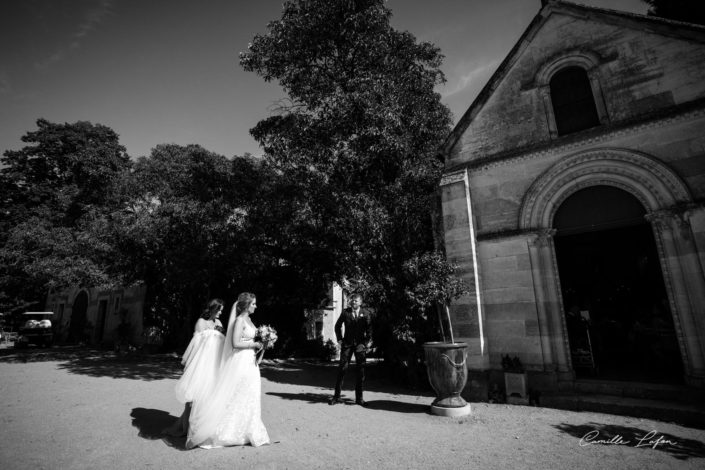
[255,325,278,349]
[255,325,278,365]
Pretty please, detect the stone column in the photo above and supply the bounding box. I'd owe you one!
[440,169,489,370]
[587,67,610,125]
[647,209,705,383]
[527,229,572,376]
[539,85,558,139]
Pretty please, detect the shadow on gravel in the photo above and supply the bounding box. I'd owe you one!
[554,422,705,460]
[0,347,183,381]
[130,407,190,450]
[266,391,431,414]
[57,354,182,380]
[363,400,431,414]
[0,346,93,363]
[260,360,433,398]
[266,391,331,404]
[131,407,175,439]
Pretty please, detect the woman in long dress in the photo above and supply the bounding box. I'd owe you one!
[186,292,270,448]
[163,299,225,437]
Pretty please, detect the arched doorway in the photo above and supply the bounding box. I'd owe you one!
[553,186,682,382]
[68,291,88,343]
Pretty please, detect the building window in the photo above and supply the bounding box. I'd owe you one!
[113,297,121,315]
[315,321,323,338]
[549,66,600,135]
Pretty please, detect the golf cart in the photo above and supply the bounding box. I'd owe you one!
[16,312,54,348]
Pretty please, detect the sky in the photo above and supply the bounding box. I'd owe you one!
[0,0,647,160]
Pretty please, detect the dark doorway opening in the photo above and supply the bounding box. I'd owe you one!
[68,291,88,343]
[96,299,108,343]
[554,186,683,383]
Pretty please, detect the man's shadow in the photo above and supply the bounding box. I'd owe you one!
[267,392,431,413]
[130,407,188,450]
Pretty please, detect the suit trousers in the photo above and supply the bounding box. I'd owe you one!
[333,344,366,400]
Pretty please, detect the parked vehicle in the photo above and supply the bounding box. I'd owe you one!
[16,312,54,348]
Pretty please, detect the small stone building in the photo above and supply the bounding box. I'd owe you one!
[441,1,705,392]
[305,283,345,343]
[45,285,146,346]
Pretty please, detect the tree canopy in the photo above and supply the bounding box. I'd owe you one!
[0,120,310,348]
[240,0,461,350]
[0,1,466,360]
[641,0,705,25]
[0,119,130,312]
[1,118,130,227]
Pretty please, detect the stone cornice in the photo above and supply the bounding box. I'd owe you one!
[475,201,704,241]
[476,228,544,242]
[444,99,705,175]
[439,170,468,187]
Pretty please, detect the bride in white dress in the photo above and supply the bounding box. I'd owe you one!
[186,292,270,448]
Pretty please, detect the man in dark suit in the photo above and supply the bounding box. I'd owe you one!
[329,293,371,406]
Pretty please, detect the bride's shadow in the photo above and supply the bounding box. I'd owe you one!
[130,407,188,450]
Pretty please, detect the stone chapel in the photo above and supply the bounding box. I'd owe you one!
[441,0,705,394]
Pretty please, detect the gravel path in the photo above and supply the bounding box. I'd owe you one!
[1,348,704,470]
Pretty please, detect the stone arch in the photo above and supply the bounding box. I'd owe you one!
[519,147,705,384]
[519,147,692,230]
[535,50,602,86]
[534,50,611,137]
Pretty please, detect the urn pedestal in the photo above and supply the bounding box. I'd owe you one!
[422,342,471,417]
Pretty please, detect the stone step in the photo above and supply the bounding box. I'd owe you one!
[540,392,705,429]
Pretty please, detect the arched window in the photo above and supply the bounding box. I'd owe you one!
[549,66,600,135]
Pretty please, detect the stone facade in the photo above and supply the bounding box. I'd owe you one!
[304,282,345,343]
[441,1,705,390]
[45,284,146,346]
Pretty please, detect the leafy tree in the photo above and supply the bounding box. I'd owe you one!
[106,144,248,344]
[240,0,461,362]
[106,144,302,348]
[0,119,130,313]
[1,118,130,229]
[641,0,705,25]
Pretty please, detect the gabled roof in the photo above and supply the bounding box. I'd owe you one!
[442,0,705,156]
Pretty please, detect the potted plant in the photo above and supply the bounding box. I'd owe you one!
[502,355,529,405]
[142,325,164,354]
[404,252,470,417]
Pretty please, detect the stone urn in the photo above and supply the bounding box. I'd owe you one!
[422,341,471,417]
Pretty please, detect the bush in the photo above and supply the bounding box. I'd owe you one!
[296,338,338,361]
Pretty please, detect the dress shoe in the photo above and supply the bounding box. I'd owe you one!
[328,396,343,405]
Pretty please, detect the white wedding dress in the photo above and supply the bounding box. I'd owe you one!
[186,321,270,448]
[174,327,224,404]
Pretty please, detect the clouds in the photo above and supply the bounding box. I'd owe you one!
[439,59,501,100]
[34,0,114,71]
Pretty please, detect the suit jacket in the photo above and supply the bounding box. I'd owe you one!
[334,307,371,347]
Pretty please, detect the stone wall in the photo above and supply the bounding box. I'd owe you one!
[441,4,705,382]
[466,113,705,237]
[46,285,146,345]
[477,236,543,369]
[447,8,705,168]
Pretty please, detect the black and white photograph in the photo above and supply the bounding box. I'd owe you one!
[1,1,704,469]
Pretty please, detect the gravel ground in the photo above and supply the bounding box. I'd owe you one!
[1,347,704,470]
